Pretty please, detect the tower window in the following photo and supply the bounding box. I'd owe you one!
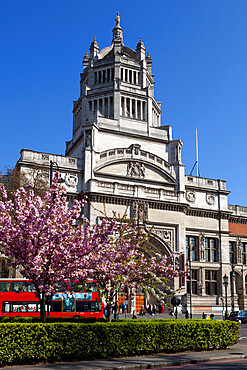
[98,71,101,84]
[121,68,123,81]
[129,70,132,83]
[111,68,114,80]
[94,72,97,84]
[103,70,106,83]
[107,69,110,82]
[134,71,136,84]
[138,72,141,85]
[89,101,92,111]
[125,69,128,82]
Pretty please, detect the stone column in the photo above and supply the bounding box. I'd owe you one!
[108,97,110,117]
[102,98,105,117]
[123,97,126,117]
[130,98,132,118]
[140,101,143,120]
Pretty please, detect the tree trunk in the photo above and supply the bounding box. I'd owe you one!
[39,293,46,323]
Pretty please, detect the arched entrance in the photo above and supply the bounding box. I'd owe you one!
[117,234,172,315]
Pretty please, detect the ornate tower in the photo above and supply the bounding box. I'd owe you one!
[65,13,184,205]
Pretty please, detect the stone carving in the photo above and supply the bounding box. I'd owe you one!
[127,161,145,178]
[85,131,92,148]
[65,174,78,188]
[151,227,175,251]
[186,191,196,203]
[132,201,148,223]
[206,193,216,205]
[199,231,205,260]
[41,154,49,161]
[236,237,242,264]
[115,12,121,27]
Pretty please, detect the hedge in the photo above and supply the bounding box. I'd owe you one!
[0,320,240,367]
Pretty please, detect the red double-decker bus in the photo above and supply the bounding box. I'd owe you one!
[0,279,103,319]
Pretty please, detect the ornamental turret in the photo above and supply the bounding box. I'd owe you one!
[82,51,89,71]
[136,38,145,61]
[146,52,152,74]
[89,36,99,59]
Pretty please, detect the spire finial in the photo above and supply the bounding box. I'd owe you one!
[115,12,121,27]
[93,35,96,41]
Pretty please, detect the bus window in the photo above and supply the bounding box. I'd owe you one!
[12,281,27,293]
[76,301,88,312]
[54,281,69,292]
[3,302,10,313]
[51,301,62,312]
[0,281,11,292]
[71,282,83,292]
[27,284,36,293]
[88,301,102,312]
[84,282,97,292]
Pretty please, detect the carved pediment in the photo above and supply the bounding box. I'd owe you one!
[95,159,176,185]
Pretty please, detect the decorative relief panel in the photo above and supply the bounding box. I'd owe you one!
[206,193,216,205]
[186,191,196,203]
[150,227,175,251]
[127,161,145,178]
[65,174,78,188]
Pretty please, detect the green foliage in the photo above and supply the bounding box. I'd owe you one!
[0,320,239,366]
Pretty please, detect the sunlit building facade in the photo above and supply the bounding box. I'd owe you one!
[11,14,247,316]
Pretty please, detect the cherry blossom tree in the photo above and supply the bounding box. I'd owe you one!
[0,176,184,322]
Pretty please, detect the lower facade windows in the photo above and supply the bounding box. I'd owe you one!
[205,270,218,295]
[187,269,200,295]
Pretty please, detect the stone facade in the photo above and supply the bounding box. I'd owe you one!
[13,14,247,315]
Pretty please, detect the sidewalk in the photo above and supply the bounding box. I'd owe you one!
[6,341,247,369]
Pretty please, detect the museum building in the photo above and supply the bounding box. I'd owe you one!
[8,14,247,315]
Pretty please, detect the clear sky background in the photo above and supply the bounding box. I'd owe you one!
[0,0,247,205]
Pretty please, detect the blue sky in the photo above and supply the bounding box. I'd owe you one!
[0,0,247,205]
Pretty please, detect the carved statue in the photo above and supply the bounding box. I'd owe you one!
[127,161,145,178]
[115,12,121,27]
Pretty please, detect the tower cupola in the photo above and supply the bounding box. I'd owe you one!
[112,12,124,44]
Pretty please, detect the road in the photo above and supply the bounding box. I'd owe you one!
[153,325,247,369]
[158,359,247,369]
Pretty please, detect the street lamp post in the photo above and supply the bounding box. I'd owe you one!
[50,160,65,187]
[186,245,192,319]
[231,265,235,313]
[223,274,229,320]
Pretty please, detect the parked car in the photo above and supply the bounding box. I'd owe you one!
[229,310,247,323]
